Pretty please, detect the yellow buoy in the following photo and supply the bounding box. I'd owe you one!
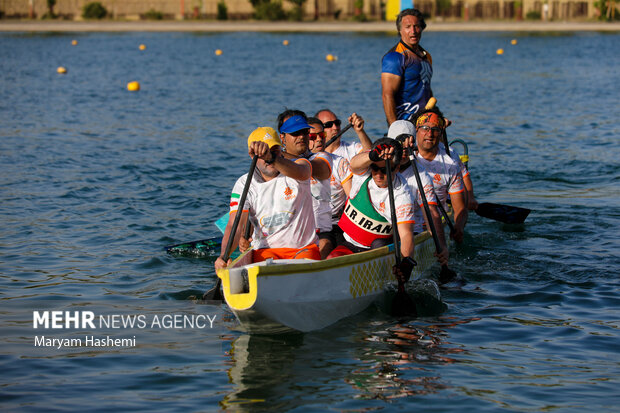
[127,81,140,92]
[215,49,223,56]
[326,54,337,62]
[496,48,504,55]
[139,44,146,51]
[283,40,289,46]
[511,39,518,45]
[71,40,78,46]
[57,66,67,74]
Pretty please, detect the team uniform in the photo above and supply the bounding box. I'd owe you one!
[338,172,415,250]
[229,160,319,261]
[331,140,363,163]
[398,163,438,234]
[414,150,464,211]
[329,154,353,225]
[309,152,333,233]
[382,41,433,121]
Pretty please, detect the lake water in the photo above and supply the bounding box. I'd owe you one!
[1,30,619,411]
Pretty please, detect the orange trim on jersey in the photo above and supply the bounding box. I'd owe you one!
[341,172,353,184]
[448,189,465,195]
[397,220,416,225]
[313,156,332,175]
[229,209,249,214]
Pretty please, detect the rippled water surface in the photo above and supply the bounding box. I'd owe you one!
[1,30,619,411]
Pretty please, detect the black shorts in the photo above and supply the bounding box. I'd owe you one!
[318,225,344,246]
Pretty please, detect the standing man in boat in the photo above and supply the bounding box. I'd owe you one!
[412,108,468,243]
[382,8,433,126]
[308,117,353,258]
[214,127,320,270]
[315,109,372,161]
[331,138,418,283]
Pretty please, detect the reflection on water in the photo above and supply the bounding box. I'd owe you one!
[348,318,477,400]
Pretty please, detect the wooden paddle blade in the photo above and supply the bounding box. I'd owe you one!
[475,202,531,224]
[391,288,418,317]
[202,279,224,301]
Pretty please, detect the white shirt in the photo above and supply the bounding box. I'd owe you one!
[331,140,363,162]
[309,152,333,233]
[415,149,464,210]
[343,172,415,248]
[399,162,438,233]
[329,153,353,225]
[230,164,318,250]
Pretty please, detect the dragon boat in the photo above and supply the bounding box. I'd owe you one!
[215,229,440,334]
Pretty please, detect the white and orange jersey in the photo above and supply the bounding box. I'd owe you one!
[332,140,363,162]
[329,153,353,225]
[398,163,438,234]
[343,172,415,249]
[229,167,318,250]
[415,150,464,210]
[309,152,333,233]
[439,143,469,178]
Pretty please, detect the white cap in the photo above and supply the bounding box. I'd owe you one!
[387,120,416,139]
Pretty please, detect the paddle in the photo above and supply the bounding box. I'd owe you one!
[475,202,531,224]
[447,138,531,224]
[323,122,353,149]
[408,152,459,285]
[386,159,417,317]
[203,155,258,301]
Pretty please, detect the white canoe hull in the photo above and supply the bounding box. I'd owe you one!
[217,231,438,334]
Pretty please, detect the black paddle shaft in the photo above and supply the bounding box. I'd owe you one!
[324,123,353,149]
[385,161,401,265]
[222,156,258,262]
[204,155,258,301]
[408,154,444,256]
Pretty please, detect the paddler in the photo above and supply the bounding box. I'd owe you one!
[315,109,372,162]
[329,138,417,284]
[381,8,433,125]
[388,120,449,266]
[412,108,468,243]
[214,127,320,270]
[308,116,353,258]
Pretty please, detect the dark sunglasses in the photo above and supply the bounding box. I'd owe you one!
[370,164,388,174]
[308,131,326,140]
[323,119,341,129]
[289,128,310,137]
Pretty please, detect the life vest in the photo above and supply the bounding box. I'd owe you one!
[338,176,392,247]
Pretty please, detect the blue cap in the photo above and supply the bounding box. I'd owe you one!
[279,115,314,134]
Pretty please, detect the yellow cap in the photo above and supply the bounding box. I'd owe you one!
[247,127,282,149]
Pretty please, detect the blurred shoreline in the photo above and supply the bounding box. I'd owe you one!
[1,20,620,33]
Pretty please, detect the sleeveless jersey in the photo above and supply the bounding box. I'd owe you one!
[381,41,433,121]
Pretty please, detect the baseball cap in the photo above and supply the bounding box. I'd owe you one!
[387,120,416,139]
[247,127,282,149]
[279,115,314,134]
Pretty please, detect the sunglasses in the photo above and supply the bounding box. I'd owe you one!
[308,131,326,140]
[323,119,341,129]
[289,128,310,137]
[370,164,388,174]
[418,125,443,134]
